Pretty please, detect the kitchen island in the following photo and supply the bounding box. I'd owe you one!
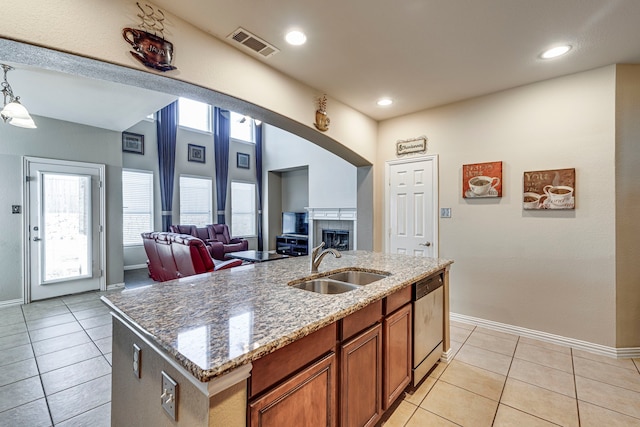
[102,251,452,426]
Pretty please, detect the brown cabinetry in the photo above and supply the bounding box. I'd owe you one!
[383,303,412,409]
[249,352,337,427]
[340,323,383,427]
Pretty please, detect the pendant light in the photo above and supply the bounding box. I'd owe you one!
[1,64,37,129]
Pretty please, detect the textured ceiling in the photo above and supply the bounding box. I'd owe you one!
[151,0,640,120]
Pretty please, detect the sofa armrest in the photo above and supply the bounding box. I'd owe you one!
[213,258,243,271]
[207,241,226,260]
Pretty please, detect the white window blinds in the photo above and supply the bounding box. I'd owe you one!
[231,181,256,237]
[179,176,213,226]
[122,169,154,246]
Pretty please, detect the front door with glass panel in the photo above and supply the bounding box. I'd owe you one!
[26,158,104,301]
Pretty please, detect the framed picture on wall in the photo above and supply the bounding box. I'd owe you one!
[462,161,502,198]
[188,144,206,163]
[122,132,144,155]
[523,168,575,210]
[237,152,250,169]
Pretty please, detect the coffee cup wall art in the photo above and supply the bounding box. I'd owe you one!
[462,161,503,198]
[122,3,177,72]
[523,168,575,210]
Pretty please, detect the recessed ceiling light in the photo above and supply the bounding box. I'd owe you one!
[540,45,572,59]
[377,98,393,106]
[285,30,307,46]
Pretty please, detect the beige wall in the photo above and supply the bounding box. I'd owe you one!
[377,66,619,346]
[0,0,377,165]
[614,65,640,348]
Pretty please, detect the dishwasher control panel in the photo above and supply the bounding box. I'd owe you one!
[414,273,443,300]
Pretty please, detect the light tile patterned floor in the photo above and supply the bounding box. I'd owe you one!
[1,290,640,426]
[381,321,640,427]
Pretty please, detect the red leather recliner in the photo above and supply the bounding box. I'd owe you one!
[169,224,224,258]
[206,224,249,260]
[141,232,242,282]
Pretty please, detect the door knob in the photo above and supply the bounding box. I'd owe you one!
[33,237,41,241]
[419,242,431,247]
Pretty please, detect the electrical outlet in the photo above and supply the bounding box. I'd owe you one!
[132,344,141,378]
[11,205,21,214]
[440,207,451,218]
[161,371,178,421]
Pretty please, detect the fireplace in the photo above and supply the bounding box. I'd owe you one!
[306,208,357,251]
[322,229,350,251]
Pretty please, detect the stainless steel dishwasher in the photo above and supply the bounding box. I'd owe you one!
[412,273,444,386]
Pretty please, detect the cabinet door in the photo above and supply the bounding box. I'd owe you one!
[249,352,337,427]
[383,304,412,409]
[340,323,382,427]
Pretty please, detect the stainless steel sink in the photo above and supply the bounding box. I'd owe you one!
[289,269,391,294]
[290,279,359,294]
[325,270,390,286]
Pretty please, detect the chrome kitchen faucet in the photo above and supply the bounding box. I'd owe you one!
[310,242,341,273]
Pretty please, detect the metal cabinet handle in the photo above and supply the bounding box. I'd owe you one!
[419,242,431,247]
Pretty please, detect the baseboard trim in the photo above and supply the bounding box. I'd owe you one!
[124,264,147,271]
[0,298,22,308]
[450,312,640,359]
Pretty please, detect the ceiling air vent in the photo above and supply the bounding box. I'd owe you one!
[227,27,279,58]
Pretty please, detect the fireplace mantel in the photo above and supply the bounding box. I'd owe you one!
[306,208,357,250]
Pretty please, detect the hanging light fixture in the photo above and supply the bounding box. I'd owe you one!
[1,64,37,129]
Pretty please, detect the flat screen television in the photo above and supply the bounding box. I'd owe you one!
[282,211,308,235]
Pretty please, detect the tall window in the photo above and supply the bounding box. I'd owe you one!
[178,97,212,132]
[122,169,154,246]
[179,176,213,226]
[230,111,254,142]
[231,181,256,237]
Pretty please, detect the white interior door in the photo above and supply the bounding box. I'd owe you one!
[386,156,438,257]
[25,158,105,301]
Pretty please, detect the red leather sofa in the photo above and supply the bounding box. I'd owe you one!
[141,232,241,282]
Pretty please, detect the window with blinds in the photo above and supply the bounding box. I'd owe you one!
[231,181,256,237]
[179,176,213,226]
[122,169,154,246]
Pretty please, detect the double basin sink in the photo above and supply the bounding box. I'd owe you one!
[289,270,390,294]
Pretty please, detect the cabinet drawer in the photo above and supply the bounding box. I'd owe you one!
[384,286,411,315]
[250,322,337,398]
[340,300,382,341]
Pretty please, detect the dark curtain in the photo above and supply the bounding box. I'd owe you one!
[156,101,178,232]
[254,122,264,250]
[214,107,230,224]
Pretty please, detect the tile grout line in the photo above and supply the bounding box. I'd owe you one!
[21,303,55,427]
[490,335,519,426]
[571,347,582,426]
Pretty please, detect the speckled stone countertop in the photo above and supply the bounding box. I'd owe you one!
[101,251,452,383]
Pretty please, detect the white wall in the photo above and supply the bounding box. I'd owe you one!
[0,115,125,301]
[377,66,618,346]
[264,125,357,208]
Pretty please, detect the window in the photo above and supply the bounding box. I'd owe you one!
[230,111,254,142]
[122,169,154,246]
[231,181,256,237]
[179,176,213,226]
[178,97,212,132]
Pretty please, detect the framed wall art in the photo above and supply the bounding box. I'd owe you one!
[523,168,575,210]
[237,152,250,169]
[462,161,502,198]
[188,144,205,163]
[122,132,144,155]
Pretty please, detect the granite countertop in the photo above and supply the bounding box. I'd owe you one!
[101,251,452,382]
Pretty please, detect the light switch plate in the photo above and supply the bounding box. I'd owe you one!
[440,207,451,218]
[132,343,141,378]
[161,371,178,421]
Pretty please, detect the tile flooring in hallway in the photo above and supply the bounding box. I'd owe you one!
[1,290,640,426]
